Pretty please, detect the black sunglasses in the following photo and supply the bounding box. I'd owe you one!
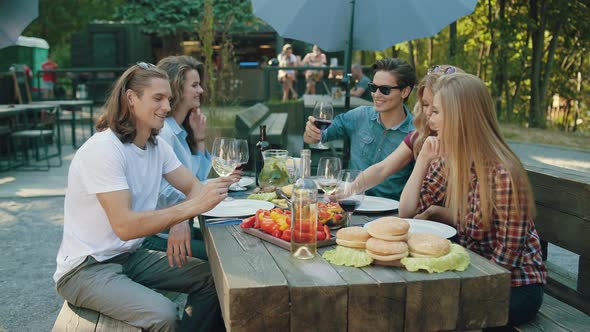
[427,65,457,75]
[136,61,157,70]
[367,82,403,95]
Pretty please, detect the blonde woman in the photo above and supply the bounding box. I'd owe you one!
[358,65,460,193]
[277,43,299,101]
[399,73,546,326]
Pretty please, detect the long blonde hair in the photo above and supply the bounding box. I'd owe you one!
[413,65,464,159]
[432,73,535,229]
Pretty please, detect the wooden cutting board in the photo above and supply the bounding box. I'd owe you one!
[242,228,336,250]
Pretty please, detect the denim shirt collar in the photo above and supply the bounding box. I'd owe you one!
[369,104,413,133]
[165,116,187,140]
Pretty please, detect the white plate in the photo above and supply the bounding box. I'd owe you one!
[356,196,399,213]
[238,176,255,187]
[364,218,457,239]
[203,199,274,218]
[229,177,255,191]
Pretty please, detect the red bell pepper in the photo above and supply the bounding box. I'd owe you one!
[281,229,292,242]
[293,230,315,243]
[316,230,326,241]
[323,224,331,240]
[240,215,256,228]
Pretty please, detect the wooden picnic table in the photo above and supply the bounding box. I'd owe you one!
[199,198,511,332]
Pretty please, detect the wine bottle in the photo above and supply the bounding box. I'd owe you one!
[291,149,318,259]
[255,125,270,186]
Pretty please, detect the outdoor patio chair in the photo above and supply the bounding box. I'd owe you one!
[11,105,62,171]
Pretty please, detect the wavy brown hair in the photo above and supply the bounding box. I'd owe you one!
[96,64,169,145]
[412,65,464,159]
[157,55,205,151]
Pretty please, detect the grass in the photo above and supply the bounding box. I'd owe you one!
[500,123,590,151]
[201,105,590,151]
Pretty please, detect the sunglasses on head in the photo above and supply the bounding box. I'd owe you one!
[136,61,157,70]
[427,65,457,75]
[367,82,403,95]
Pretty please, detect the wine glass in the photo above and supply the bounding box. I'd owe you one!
[311,101,333,149]
[334,169,365,228]
[230,139,249,191]
[316,157,341,196]
[211,137,239,200]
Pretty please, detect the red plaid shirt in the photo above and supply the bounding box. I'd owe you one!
[418,158,547,287]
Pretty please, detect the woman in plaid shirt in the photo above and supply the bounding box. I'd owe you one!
[399,73,546,327]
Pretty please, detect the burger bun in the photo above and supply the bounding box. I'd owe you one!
[336,226,370,249]
[366,217,410,241]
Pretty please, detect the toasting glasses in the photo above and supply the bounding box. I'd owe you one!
[316,157,341,195]
[211,137,240,200]
[311,101,333,149]
[334,169,365,228]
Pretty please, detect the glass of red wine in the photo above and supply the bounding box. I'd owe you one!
[229,139,249,191]
[334,169,365,228]
[311,101,333,149]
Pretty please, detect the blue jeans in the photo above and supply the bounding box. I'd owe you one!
[508,283,544,326]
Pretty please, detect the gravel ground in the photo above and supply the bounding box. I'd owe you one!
[0,197,65,332]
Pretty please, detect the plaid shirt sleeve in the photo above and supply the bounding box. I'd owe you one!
[418,158,447,213]
[491,167,529,268]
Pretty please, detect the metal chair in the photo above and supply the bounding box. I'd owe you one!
[11,105,62,171]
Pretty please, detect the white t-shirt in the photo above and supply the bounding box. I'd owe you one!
[54,129,182,283]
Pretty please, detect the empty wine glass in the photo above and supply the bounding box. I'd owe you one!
[211,137,239,200]
[316,157,341,196]
[334,169,365,228]
[229,139,249,191]
[311,101,333,149]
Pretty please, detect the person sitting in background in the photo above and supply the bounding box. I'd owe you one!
[41,57,58,99]
[141,55,212,262]
[399,73,546,327]
[54,63,234,331]
[350,63,372,101]
[301,45,327,95]
[277,43,299,101]
[357,65,462,193]
[303,58,417,200]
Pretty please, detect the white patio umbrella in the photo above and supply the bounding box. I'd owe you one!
[252,0,479,108]
[0,0,39,49]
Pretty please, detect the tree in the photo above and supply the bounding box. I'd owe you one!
[23,0,123,66]
[115,0,201,56]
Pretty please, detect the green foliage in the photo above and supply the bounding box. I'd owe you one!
[115,0,200,36]
[23,0,122,64]
[201,0,216,107]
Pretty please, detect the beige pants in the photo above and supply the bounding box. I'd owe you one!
[56,249,223,332]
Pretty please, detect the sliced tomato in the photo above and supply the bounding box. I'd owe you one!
[316,230,326,241]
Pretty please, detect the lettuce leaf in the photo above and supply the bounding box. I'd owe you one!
[247,192,278,201]
[323,246,373,267]
[401,243,470,273]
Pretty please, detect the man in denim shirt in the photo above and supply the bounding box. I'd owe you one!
[304,58,416,200]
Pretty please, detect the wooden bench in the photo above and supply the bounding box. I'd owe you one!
[235,103,288,149]
[52,301,140,332]
[516,165,590,331]
[53,292,186,331]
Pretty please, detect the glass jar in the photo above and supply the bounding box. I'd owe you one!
[258,149,291,190]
